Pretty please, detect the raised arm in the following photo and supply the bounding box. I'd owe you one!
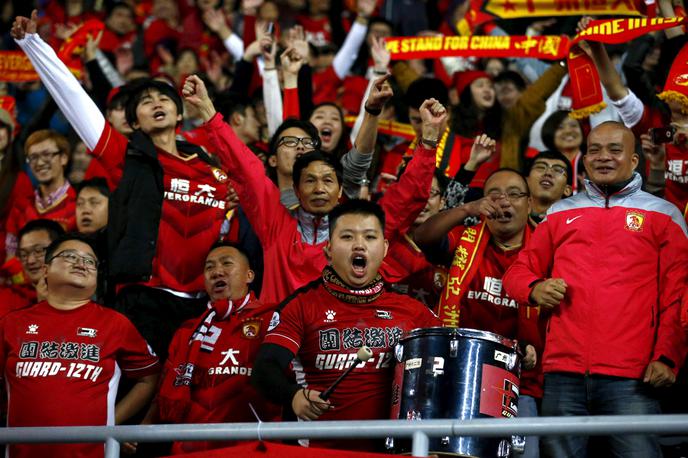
[183,74,291,248]
[332,0,375,79]
[577,17,644,128]
[341,74,394,199]
[379,99,448,238]
[12,11,104,150]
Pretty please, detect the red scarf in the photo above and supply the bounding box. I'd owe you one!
[157,293,251,423]
[438,222,491,327]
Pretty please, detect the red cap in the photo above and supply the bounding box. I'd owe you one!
[658,42,688,114]
[452,70,490,97]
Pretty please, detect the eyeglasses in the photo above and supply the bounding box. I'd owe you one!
[26,150,62,165]
[49,250,99,270]
[18,245,48,262]
[486,191,529,202]
[531,163,567,176]
[277,136,317,148]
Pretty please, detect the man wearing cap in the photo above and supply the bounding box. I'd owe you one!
[504,121,688,458]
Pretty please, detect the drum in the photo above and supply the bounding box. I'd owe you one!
[388,327,522,457]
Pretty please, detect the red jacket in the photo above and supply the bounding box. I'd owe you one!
[202,114,435,304]
[504,173,688,379]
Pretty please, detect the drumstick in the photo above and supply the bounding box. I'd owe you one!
[320,346,373,400]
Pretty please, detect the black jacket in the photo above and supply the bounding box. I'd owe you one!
[107,130,217,284]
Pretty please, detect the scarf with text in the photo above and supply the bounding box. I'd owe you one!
[322,265,384,304]
[157,293,251,423]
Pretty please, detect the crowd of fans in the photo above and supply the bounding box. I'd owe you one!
[0,0,687,456]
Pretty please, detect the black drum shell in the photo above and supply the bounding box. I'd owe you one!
[390,327,521,457]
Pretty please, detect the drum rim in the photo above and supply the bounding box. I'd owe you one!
[401,326,517,349]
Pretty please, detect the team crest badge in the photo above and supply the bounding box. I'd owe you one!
[211,167,228,183]
[625,210,645,232]
[242,319,261,339]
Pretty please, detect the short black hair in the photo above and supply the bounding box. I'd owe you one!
[125,78,183,127]
[434,169,450,196]
[215,92,254,120]
[269,118,321,157]
[528,150,573,186]
[207,241,252,270]
[45,233,99,265]
[328,199,386,235]
[292,151,343,186]
[494,70,526,91]
[107,1,134,18]
[77,177,110,198]
[404,78,449,111]
[483,168,530,194]
[18,219,65,246]
[541,110,576,153]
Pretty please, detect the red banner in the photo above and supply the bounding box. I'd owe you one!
[458,0,645,30]
[386,17,684,61]
[386,35,570,60]
[0,51,39,82]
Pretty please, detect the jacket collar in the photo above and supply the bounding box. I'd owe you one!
[583,172,642,204]
[295,207,330,245]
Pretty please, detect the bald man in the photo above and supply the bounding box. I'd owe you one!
[504,122,688,458]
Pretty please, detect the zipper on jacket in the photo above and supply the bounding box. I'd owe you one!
[312,217,321,245]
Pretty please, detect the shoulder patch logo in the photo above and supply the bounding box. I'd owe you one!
[267,311,280,332]
[625,210,645,232]
[211,167,228,183]
[241,318,261,339]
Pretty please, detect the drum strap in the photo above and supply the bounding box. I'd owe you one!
[438,222,490,327]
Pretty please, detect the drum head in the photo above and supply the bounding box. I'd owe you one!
[402,327,517,349]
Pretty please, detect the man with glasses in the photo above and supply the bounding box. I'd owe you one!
[0,219,65,315]
[0,234,159,458]
[504,122,688,458]
[526,150,573,224]
[5,130,75,260]
[11,12,242,359]
[415,163,536,344]
[184,74,447,304]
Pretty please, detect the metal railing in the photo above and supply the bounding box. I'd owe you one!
[1,415,687,458]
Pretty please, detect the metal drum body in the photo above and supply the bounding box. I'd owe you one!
[390,327,521,457]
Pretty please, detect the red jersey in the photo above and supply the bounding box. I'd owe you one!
[0,301,159,458]
[162,297,280,454]
[92,123,229,293]
[384,234,446,309]
[296,15,332,47]
[664,143,688,219]
[5,185,77,256]
[264,280,439,451]
[0,285,36,318]
[446,227,524,339]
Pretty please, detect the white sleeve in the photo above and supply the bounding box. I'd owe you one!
[609,89,644,128]
[262,69,283,138]
[332,21,367,80]
[349,71,377,143]
[223,33,245,62]
[15,33,105,150]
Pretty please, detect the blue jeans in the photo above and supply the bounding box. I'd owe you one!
[541,373,662,458]
[515,395,540,458]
